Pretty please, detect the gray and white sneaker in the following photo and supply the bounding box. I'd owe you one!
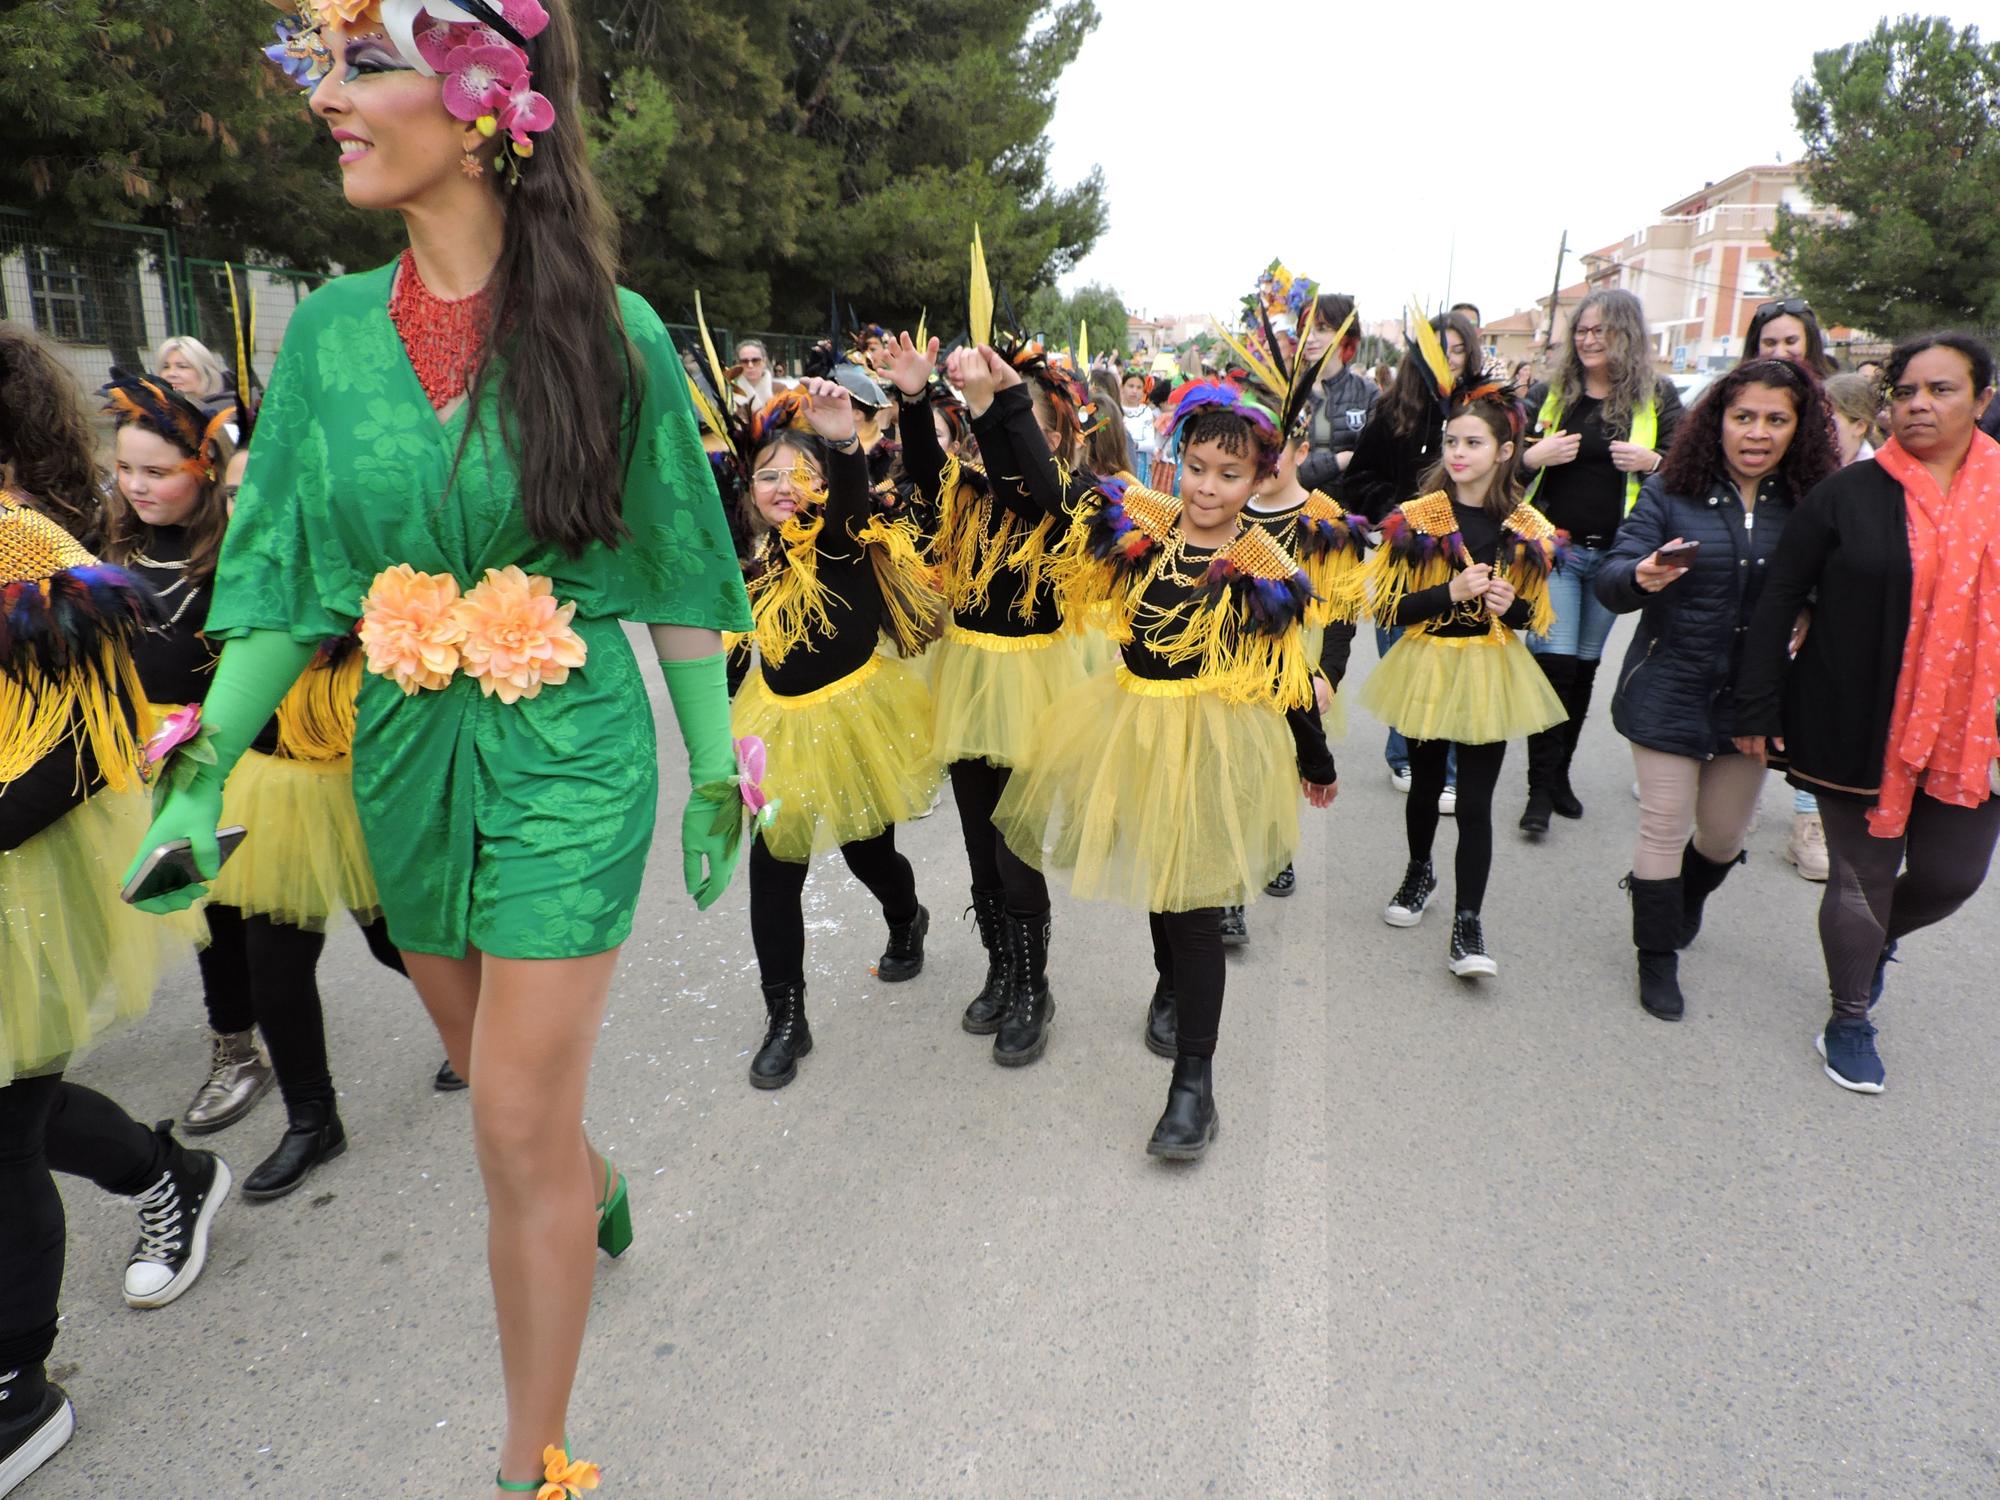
[1448,910,1498,978]
[124,1137,231,1310]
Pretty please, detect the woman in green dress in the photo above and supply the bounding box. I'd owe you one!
[124,2,750,1493]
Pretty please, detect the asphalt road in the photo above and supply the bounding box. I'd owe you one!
[45,617,2000,1498]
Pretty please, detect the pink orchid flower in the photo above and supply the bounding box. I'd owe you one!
[410,14,463,71]
[141,703,203,771]
[496,0,551,41]
[496,81,555,145]
[441,42,526,123]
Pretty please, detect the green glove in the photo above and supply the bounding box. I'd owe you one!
[123,629,318,914]
[661,652,739,911]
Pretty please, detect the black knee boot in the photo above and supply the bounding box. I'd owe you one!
[1146,1054,1218,1159]
[1521,654,1577,835]
[1678,844,1745,949]
[960,889,1008,1035]
[1552,660,1599,819]
[992,911,1054,1067]
[750,981,812,1089]
[1625,874,1685,1021]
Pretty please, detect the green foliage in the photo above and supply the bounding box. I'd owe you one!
[1773,16,2000,336]
[1022,281,1128,354]
[0,0,398,268]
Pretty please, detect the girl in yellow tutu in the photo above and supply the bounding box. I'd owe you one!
[979,364,1338,1159]
[1,329,224,1492]
[878,327,1092,1067]
[1361,384,1566,978]
[727,379,943,1089]
[102,377,410,1202]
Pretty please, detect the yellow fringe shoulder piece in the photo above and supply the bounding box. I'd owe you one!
[934,456,1045,621]
[1143,521,1317,712]
[1361,491,1463,627]
[274,646,362,761]
[0,495,156,794]
[854,510,945,658]
[1498,500,1561,638]
[746,510,841,668]
[1291,490,1372,627]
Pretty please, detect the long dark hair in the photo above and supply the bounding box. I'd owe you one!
[463,0,638,556]
[1740,299,1835,376]
[1379,313,1479,439]
[1657,357,1838,501]
[0,323,104,544]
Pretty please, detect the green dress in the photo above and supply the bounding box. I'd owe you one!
[209,263,752,959]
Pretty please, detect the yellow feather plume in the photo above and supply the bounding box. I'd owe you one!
[1408,300,1454,399]
[969,225,994,348]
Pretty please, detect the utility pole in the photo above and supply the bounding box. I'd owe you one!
[1541,231,1569,358]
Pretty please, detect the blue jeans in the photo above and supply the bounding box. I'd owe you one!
[1794,787,1819,815]
[1529,542,1617,662]
[1375,626,1456,781]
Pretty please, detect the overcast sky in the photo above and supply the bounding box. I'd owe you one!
[1045,2,1944,327]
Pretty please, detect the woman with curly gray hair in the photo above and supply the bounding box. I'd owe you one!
[1516,288,1683,835]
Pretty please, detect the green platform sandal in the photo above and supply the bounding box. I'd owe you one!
[498,1441,600,1495]
[594,1160,631,1259]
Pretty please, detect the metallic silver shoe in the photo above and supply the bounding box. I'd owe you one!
[180,1029,273,1135]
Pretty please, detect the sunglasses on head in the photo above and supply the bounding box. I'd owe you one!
[1756,298,1812,319]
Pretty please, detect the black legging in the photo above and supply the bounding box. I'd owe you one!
[0,1073,171,1372]
[1407,738,1507,915]
[198,905,407,1117]
[1149,909,1224,1057]
[947,759,1050,917]
[749,830,919,989]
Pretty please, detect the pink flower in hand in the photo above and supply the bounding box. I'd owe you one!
[141,703,203,771]
[735,736,770,816]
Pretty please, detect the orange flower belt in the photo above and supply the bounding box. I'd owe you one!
[359,564,586,703]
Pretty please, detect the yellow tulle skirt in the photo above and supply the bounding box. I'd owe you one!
[1,789,203,1085]
[928,624,1090,769]
[994,666,1300,912]
[209,750,381,929]
[1360,628,1567,745]
[1074,601,1122,678]
[734,655,942,862]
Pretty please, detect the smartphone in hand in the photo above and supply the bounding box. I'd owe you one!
[120,826,248,905]
[1655,540,1701,567]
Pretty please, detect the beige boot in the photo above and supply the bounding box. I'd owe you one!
[1786,813,1830,882]
[181,1029,274,1134]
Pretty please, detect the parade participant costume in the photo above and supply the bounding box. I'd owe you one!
[890,263,1094,1060]
[994,380,1335,1158]
[724,387,942,1089]
[1361,378,1566,976]
[0,494,226,1496]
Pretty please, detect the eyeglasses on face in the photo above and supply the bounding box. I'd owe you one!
[740,354,766,365]
[1572,324,1610,344]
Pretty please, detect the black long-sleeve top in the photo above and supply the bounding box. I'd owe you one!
[1520,378,1684,546]
[752,446,887,697]
[1343,412,1438,527]
[124,525,216,706]
[1394,501,1535,635]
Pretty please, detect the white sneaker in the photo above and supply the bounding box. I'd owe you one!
[1390,766,1412,793]
[1787,813,1829,881]
[1438,784,1457,817]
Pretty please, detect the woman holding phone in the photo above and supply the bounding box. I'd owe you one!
[1592,358,1838,1022]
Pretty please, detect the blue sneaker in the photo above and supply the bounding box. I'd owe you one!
[1866,940,1898,1012]
[1817,1018,1885,1094]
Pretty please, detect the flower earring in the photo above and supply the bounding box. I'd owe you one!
[460,148,484,179]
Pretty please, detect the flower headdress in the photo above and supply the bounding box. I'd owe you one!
[261,0,553,185]
[1251,259,1319,339]
[1161,379,1283,477]
[1211,264,1355,443]
[102,377,233,483]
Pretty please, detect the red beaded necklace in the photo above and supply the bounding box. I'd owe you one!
[388,248,493,411]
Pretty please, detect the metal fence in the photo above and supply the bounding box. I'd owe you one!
[0,210,324,398]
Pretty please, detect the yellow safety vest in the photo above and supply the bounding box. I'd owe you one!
[1524,386,1657,516]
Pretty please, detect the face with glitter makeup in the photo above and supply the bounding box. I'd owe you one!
[309,26,488,210]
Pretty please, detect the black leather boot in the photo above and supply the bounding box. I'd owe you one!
[241,1100,349,1201]
[1521,653,1576,836]
[877,903,929,982]
[1678,843,1745,949]
[1552,660,1599,819]
[750,981,812,1089]
[1625,874,1685,1022]
[960,889,1008,1035]
[1146,1054,1218,1159]
[1144,978,1176,1058]
[992,911,1054,1067]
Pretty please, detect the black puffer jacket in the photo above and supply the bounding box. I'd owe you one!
[1593,473,1795,759]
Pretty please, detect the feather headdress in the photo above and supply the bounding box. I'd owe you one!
[1162,379,1283,476]
[226,266,261,447]
[1212,271,1355,441]
[102,377,232,481]
[1406,300,1458,418]
[965,224,1101,441]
